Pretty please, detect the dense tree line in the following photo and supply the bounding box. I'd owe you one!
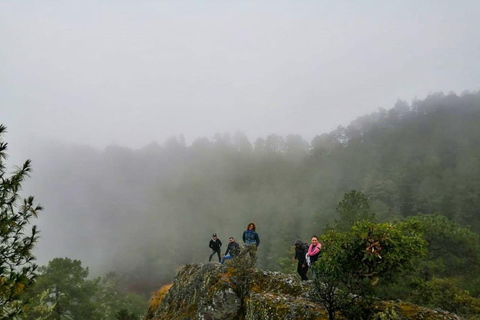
[311,91,480,230]
[25,91,480,294]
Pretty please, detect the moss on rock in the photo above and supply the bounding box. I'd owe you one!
[145,259,461,320]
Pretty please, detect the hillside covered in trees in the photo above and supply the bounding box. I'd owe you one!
[27,91,480,284]
[10,91,480,317]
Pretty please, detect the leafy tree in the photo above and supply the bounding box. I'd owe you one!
[398,214,480,298]
[373,213,480,311]
[232,131,253,153]
[0,124,43,319]
[411,278,480,317]
[17,290,54,320]
[93,272,147,320]
[22,258,99,320]
[115,309,137,320]
[334,190,375,232]
[21,261,147,320]
[313,220,426,320]
[405,214,480,295]
[264,134,286,154]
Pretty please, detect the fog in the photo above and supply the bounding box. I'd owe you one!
[3,1,479,149]
[1,1,480,292]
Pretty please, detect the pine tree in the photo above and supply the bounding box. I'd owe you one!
[0,125,43,319]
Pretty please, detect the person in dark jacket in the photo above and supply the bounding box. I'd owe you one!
[221,237,240,264]
[209,233,222,262]
[242,222,260,260]
[293,240,309,281]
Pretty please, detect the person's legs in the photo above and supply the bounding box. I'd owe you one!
[244,244,257,265]
[299,264,309,281]
[221,254,232,264]
[247,245,257,258]
[311,264,317,280]
[216,249,221,262]
[298,263,309,281]
[297,263,303,279]
[209,250,216,262]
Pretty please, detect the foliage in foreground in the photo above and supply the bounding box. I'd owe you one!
[313,220,427,320]
[374,214,480,317]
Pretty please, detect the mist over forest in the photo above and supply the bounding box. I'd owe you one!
[16,91,480,294]
[2,1,480,318]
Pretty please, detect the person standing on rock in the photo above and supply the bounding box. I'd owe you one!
[306,235,322,279]
[293,239,309,281]
[242,222,260,261]
[209,233,222,262]
[221,237,240,264]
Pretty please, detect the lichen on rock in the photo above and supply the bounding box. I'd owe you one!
[145,254,461,320]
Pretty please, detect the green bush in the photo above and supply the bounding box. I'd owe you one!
[411,278,480,317]
[313,220,426,320]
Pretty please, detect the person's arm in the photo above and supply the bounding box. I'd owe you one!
[225,244,230,256]
[308,244,321,256]
[218,239,222,247]
[255,233,260,247]
[306,244,316,256]
[242,231,246,243]
[209,240,213,249]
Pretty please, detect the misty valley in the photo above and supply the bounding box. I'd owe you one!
[2,91,480,319]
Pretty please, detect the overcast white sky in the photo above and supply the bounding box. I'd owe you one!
[2,0,480,150]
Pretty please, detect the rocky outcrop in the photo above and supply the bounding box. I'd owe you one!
[145,257,461,320]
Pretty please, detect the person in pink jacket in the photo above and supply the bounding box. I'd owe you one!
[306,235,322,279]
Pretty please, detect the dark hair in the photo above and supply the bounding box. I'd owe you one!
[311,235,318,240]
[229,237,234,240]
[247,222,256,231]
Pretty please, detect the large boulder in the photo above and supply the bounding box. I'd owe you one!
[145,257,461,320]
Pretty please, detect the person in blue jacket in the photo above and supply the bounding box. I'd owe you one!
[242,222,260,260]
